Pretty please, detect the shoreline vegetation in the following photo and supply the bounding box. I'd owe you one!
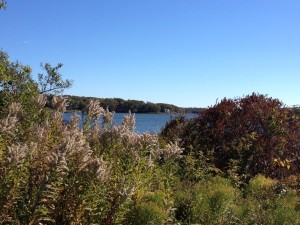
[61,95,300,115]
[63,95,205,114]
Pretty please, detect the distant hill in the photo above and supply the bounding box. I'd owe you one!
[63,95,205,114]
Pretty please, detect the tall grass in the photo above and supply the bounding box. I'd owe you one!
[0,96,181,224]
[1,95,300,224]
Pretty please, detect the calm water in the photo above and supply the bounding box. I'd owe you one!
[63,112,197,134]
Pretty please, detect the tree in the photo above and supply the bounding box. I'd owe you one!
[0,50,38,111]
[38,63,73,95]
[0,50,74,141]
[0,0,7,10]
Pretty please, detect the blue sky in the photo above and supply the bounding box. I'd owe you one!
[1,0,300,107]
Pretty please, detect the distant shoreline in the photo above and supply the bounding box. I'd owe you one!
[62,95,205,114]
[64,110,199,115]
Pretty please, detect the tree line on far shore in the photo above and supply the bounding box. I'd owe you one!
[63,95,205,114]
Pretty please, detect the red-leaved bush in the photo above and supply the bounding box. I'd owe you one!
[161,93,300,180]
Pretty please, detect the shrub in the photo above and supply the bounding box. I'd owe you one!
[162,93,300,181]
[246,174,277,199]
[123,191,168,225]
[174,176,241,225]
[240,174,300,225]
[0,94,184,224]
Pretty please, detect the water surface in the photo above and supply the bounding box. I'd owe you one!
[64,112,197,133]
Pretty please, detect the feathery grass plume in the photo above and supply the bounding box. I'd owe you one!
[102,107,115,129]
[34,122,49,143]
[8,102,22,116]
[91,155,111,181]
[36,94,47,108]
[63,114,109,180]
[6,143,30,168]
[119,185,135,203]
[162,141,183,160]
[84,100,104,130]
[0,114,18,133]
[120,130,141,160]
[48,96,68,131]
[140,132,160,159]
[51,111,64,126]
[92,123,166,224]
[63,127,95,173]
[88,99,103,119]
[122,110,136,131]
[69,113,80,130]
[0,102,22,133]
[28,116,100,224]
[0,142,36,224]
[136,133,159,169]
[51,95,68,112]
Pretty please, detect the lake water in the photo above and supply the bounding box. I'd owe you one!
[63,112,197,134]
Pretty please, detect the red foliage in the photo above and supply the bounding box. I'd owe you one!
[164,93,300,179]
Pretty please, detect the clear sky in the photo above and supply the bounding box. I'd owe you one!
[1,1,300,107]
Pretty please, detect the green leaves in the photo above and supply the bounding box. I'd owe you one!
[38,63,73,95]
[0,0,6,10]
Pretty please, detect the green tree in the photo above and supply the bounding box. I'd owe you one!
[38,63,73,95]
[0,50,38,115]
[0,0,7,10]
[0,50,73,142]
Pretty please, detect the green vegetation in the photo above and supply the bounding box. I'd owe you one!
[38,63,73,95]
[65,95,204,114]
[1,50,300,224]
[0,0,6,10]
[2,3,300,225]
[0,50,186,224]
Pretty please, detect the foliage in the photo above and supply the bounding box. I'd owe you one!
[38,63,73,95]
[0,94,185,224]
[240,175,300,225]
[174,176,241,225]
[0,50,42,143]
[0,0,6,10]
[173,175,300,225]
[160,115,187,143]
[0,51,38,105]
[162,93,300,181]
[65,94,204,114]
[1,50,300,224]
[123,191,168,225]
